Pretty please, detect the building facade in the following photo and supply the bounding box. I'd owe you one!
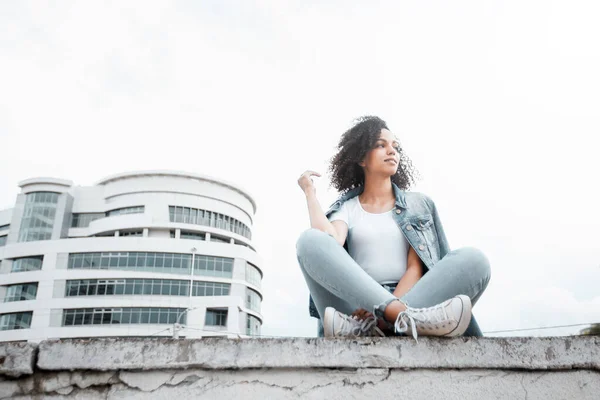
[0,171,262,342]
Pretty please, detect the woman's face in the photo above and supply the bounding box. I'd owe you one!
[359,129,401,176]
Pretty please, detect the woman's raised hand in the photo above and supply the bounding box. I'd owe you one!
[297,170,321,196]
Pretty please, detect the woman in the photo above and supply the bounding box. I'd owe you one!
[296,116,491,339]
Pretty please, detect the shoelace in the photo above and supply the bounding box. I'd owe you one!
[339,314,382,337]
[393,302,451,342]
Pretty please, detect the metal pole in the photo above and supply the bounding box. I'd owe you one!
[189,247,196,308]
[172,248,197,339]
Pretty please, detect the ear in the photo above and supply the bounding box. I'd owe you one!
[358,160,365,167]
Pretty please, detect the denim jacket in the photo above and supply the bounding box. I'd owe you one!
[308,183,451,319]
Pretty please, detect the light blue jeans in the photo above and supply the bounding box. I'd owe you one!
[296,229,491,337]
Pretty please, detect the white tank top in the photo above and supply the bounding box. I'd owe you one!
[328,196,409,284]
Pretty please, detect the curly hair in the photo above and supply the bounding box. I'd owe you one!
[328,116,418,193]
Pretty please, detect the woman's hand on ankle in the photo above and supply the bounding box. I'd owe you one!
[351,308,373,321]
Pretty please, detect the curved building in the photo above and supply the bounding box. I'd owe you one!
[0,171,263,342]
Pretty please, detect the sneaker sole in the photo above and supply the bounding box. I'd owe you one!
[323,307,335,337]
[445,295,472,337]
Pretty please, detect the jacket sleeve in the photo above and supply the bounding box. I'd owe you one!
[425,195,451,258]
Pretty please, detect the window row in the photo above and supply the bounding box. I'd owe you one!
[71,206,144,228]
[119,230,143,237]
[0,312,33,331]
[62,307,186,326]
[65,279,231,297]
[4,283,38,302]
[91,230,143,237]
[106,206,145,217]
[0,235,6,247]
[25,192,59,204]
[11,257,43,272]
[0,308,235,330]
[0,224,9,230]
[176,231,205,240]
[68,252,234,278]
[169,206,251,239]
[173,230,232,244]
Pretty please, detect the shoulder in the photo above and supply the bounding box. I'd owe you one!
[403,191,436,212]
[326,190,360,212]
[404,191,434,205]
[338,196,359,213]
[345,196,359,206]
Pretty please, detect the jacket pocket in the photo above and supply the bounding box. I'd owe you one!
[409,214,441,264]
[410,213,434,245]
[411,214,433,231]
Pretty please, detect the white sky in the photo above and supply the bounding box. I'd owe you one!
[1,0,599,337]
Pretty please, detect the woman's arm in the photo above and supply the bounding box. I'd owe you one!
[298,170,348,246]
[392,246,424,298]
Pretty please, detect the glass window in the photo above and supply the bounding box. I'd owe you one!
[67,252,230,277]
[180,231,206,240]
[245,288,262,313]
[149,310,159,324]
[120,230,143,237]
[246,315,261,336]
[64,278,230,298]
[205,309,228,327]
[18,192,59,242]
[210,235,230,244]
[0,236,6,246]
[0,312,33,330]
[168,205,251,239]
[106,206,145,217]
[71,213,105,228]
[11,257,43,272]
[245,263,262,288]
[4,283,38,302]
[114,281,124,295]
[194,256,233,278]
[61,307,186,326]
[192,282,230,297]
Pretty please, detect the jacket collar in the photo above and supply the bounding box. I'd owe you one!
[338,182,407,209]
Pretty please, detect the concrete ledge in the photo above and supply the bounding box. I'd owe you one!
[0,342,36,377]
[37,336,599,371]
[1,337,599,399]
[4,368,599,399]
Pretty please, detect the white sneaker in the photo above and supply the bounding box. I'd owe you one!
[323,307,385,338]
[394,295,472,341]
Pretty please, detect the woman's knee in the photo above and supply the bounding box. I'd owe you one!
[455,246,491,281]
[296,228,330,258]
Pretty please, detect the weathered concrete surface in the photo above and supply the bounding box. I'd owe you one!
[37,336,600,371]
[2,368,599,399]
[0,342,36,377]
[1,337,598,399]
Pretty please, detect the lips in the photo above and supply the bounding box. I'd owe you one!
[384,159,398,164]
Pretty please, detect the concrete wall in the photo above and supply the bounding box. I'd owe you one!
[0,337,598,399]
